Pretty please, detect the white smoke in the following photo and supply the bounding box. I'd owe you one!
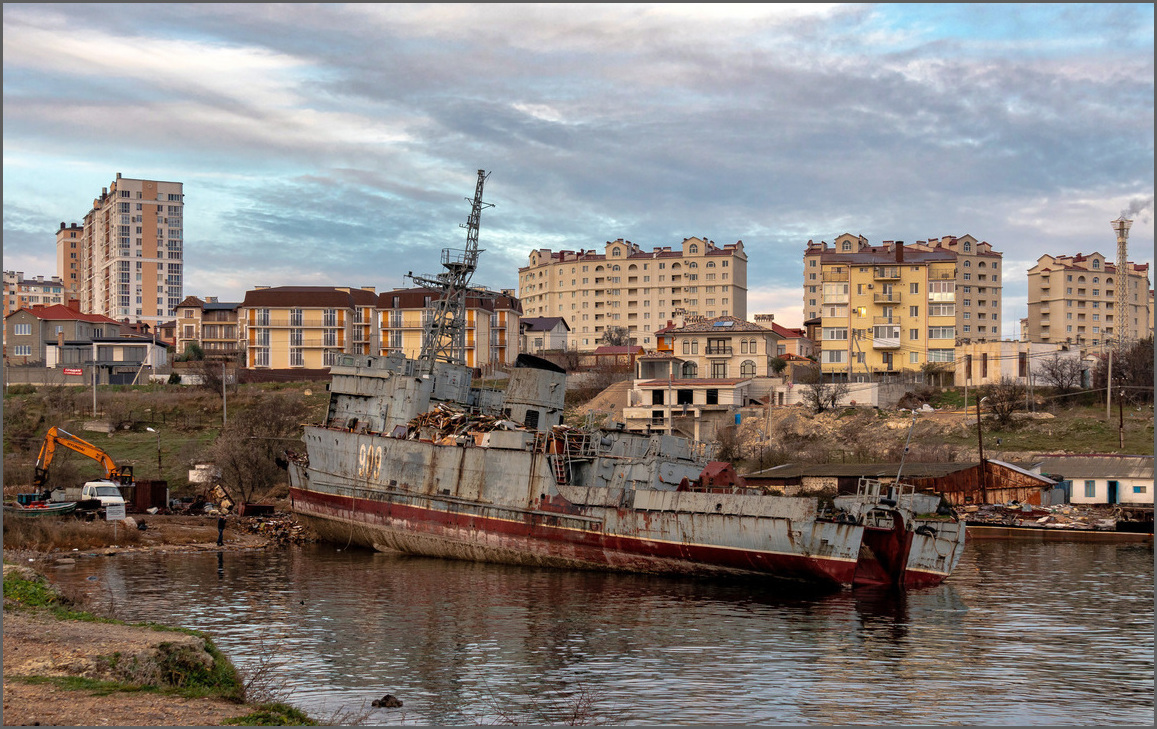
[1119,196,1154,224]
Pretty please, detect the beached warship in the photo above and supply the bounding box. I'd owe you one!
[287,171,967,588]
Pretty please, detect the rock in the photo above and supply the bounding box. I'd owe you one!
[372,694,403,708]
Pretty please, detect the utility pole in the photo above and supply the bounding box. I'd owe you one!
[1119,386,1125,449]
[1106,343,1113,422]
[976,397,988,504]
[222,361,227,427]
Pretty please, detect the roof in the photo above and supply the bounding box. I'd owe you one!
[203,301,242,311]
[637,378,749,387]
[243,286,378,308]
[521,316,570,332]
[670,316,777,335]
[593,345,644,355]
[175,296,205,309]
[1032,454,1154,480]
[746,460,1056,485]
[8,305,123,325]
[377,287,521,313]
[768,322,806,338]
[821,246,956,265]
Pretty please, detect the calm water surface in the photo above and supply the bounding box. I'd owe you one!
[48,540,1153,725]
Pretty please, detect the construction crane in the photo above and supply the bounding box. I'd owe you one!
[407,169,494,375]
[33,426,135,491]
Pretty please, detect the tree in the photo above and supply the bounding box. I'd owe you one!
[179,342,204,361]
[920,361,948,388]
[769,357,787,376]
[980,376,1025,427]
[600,326,630,347]
[1037,352,1085,395]
[798,366,849,414]
[207,393,307,505]
[1092,337,1154,405]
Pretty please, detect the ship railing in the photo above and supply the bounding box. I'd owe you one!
[855,477,913,507]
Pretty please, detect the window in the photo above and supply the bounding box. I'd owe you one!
[13,344,32,356]
[14,323,31,336]
[928,349,953,362]
[821,350,845,364]
[910,328,919,340]
[711,361,728,378]
[928,326,955,339]
[963,241,971,252]
[740,360,756,377]
[823,328,848,340]
[910,305,919,318]
[1084,480,1096,498]
[910,352,919,364]
[1134,485,1148,494]
[705,389,718,405]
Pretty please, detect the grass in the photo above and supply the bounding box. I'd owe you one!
[222,703,318,726]
[3,516,143,553]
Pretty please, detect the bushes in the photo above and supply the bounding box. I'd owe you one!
[3,517,142,552]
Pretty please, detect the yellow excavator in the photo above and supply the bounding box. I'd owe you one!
[32,426,135,493]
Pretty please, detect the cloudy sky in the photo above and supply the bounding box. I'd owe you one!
[3,3,1153,331]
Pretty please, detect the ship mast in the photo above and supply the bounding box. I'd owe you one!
[408,170,493,375]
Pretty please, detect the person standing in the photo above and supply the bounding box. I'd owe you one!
[217,515,226,546]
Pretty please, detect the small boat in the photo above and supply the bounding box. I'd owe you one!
[4,500,79,517]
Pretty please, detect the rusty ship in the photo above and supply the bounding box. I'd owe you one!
[287,171,967,588]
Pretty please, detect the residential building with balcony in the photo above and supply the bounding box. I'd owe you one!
[376,287,522,368]
[174,295,245,361]
[4,271,67,321]
[519,236,747,352]
[1026,252,1152,347]
[809,239,961,379]
[805,233,1003,346]
[241,286,378,369]
[70,173,184,328]
[55,222,84,300]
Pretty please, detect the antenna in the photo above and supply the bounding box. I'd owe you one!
[408,170,493,374]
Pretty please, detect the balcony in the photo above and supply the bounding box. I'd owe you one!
[825,271,849,282]
[873,267,901,280]
[873,292,901,304]
[872,325,900,349]
[704,345,733,356]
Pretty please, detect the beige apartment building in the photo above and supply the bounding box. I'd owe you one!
[1026,252,1152,346]
[377,287,521,368]
[519,236,748,352]
[65,174,184,329]
[174,296,245,362]
[3,271,67,320]
[805,233,1003,344]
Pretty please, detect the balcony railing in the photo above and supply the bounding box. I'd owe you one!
[825,271,849,282]
[874,267,901,280]
[873,292,901,304]
[704,346,733,356]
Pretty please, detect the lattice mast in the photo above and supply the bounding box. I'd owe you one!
[408,170,493,375]
[1111,216,1133,344]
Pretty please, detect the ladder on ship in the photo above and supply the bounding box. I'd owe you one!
[550,455,568,485]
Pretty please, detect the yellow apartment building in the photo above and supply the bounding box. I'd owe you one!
[55,222,84,300]
[519,236,748,351]
[377,287,522,368]
[815,241,959,378]
[241,286,378,369]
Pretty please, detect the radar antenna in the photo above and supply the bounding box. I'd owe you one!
[408,170,493,375]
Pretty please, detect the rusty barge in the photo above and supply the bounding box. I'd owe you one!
[286,170,967,588]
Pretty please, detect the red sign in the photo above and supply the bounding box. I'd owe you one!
[63,367,83,376]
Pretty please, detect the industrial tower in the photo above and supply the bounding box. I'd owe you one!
[1111,215,1133,343]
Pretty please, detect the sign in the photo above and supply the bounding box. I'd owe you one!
[63,367,83,376]
[105,503,126,521]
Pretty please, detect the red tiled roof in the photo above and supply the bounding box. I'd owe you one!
[11,305,122,325]
[593,345,644,355]
[243,286,378,308]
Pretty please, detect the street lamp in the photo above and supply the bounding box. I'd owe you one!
[146,427,161,478]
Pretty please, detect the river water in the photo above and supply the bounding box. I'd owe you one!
[47,539,1153,725]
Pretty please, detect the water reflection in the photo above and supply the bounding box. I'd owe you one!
[49,541,1153,725]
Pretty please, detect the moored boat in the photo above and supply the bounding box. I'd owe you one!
[4,500,78,517]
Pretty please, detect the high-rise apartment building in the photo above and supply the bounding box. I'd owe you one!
[3,271,67,320]
[804,233,1004,344]
[55,222,83,299]
[518,237,748,351]
[72,174,184,328]
[1026,252,1152,346]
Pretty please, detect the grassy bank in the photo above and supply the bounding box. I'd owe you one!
[2,562,320,726]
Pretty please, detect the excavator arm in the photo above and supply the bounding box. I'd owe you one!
[33,426,134,490]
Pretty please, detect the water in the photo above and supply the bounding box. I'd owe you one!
[48,540,1154,725]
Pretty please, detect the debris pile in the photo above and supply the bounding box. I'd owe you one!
[405,403,524,442]
[964,503,1123,530]
[241,512,315,546]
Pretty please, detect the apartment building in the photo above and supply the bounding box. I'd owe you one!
[67,173,184,328]
[241,286,378,369]
[805,233,1003,343]
[55,222,84,299]
[174,296,244,361]
[4,271,67,320]
[1026,252,1152,346]
[377,287,521,368]
[809,240,961,378]
[519,236,748,352]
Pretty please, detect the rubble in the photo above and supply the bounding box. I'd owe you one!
[240,512,315,546]
[964,502,1126,531]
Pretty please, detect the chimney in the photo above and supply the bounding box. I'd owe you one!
[895,241,904,263]
[66,298,81,312]
[60,222,66,230]
[116,172,121,179]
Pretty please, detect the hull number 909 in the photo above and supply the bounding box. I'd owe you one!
[358,444,383,481]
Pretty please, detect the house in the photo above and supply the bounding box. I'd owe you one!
[1031,454,1154,506]
[520,316,570,353]
[4,302,130,364]
[46,334,168,385]
[174,295,244,361]
[622,377,752,441]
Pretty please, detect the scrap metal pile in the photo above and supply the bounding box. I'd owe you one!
[405,403,525,442]
[964,503,1123,530]
[242,512,316,546]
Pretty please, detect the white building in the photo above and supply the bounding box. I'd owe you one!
[1034,455,1154,506]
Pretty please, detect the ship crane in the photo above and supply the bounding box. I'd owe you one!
[408,169,494,375]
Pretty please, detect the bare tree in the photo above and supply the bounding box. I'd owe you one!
[600,326,630,347]
[207,393,307,505]
[1093,337,1154,404]
[1036,353,1085,395]
[798,366,849,414]
[980,376,1025,427]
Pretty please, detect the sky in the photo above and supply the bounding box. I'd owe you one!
[3,3,1153,333]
